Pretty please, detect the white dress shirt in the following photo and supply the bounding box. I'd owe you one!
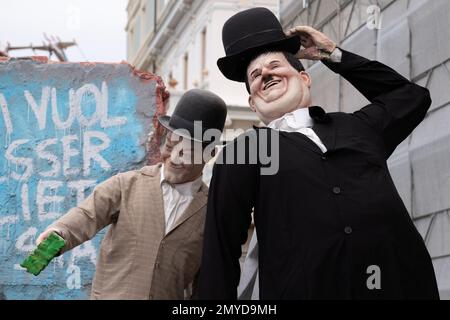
[160,164,203,235]
[267,107,328,153]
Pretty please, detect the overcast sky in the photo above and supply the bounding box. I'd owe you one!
[0,0,128,62]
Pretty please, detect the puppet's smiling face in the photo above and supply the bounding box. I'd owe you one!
[246,52,312,125]
[160,132,204,184]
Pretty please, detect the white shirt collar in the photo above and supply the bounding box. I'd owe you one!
[267,107,314,132]
[160,164,203,196]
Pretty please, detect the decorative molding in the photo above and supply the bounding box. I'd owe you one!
[125,0,143,30]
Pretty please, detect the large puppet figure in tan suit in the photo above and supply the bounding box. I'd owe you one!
[36,89,227,299]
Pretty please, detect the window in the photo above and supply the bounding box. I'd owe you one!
[134,15,141,53]
[145,0,156,34]
[128,28,134,59]
[156,0,167,20]
[201,28,207,82]
[183,53,189,90]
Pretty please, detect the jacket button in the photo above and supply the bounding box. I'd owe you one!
[149,294,153,299]
[344,226,353,234]
[321,155,328,161]
[333,187,341,195]
[155,262,160,269]
[161,241,165,248]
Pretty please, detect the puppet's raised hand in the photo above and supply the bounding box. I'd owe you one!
[286,26,337,61]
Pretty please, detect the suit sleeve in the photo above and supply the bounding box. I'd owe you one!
[47,174,122,254]
[198,137,258,299]
[322,48,432,157]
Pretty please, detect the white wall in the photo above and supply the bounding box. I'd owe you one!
[155,0,277,111]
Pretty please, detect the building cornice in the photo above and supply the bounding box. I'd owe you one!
[126,0,138,12]
[155,0,211,66]
[125,0,142,31]
[132,0,195,68]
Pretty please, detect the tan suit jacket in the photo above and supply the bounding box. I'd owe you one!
[49,164,208,299]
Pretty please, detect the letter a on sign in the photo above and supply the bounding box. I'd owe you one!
[366,265,381,290]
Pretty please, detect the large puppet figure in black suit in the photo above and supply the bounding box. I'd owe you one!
[199,7,439,300]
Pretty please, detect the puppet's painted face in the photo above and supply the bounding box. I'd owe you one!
[160,131,205,184]
[247,52,312,125]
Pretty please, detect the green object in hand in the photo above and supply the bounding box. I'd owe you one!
[20,232,66,276]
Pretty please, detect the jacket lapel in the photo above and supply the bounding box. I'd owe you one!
[313,123,336,153]
[139,164,166,239]
[310,106,336,153]
[280,131,324,155]
[165,183,208,236]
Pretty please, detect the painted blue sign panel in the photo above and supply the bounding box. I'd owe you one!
[0,58,163,299]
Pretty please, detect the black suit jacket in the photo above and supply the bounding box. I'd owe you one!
[199,49,439,299]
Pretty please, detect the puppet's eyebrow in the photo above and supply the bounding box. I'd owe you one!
[250,68,260,78]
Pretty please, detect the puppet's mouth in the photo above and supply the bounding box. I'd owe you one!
[263,79,282,91]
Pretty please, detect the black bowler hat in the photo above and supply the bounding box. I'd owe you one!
[217,7,301,82]
[158,89,227,143]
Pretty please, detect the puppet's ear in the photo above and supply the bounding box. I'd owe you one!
[248,96,257,112]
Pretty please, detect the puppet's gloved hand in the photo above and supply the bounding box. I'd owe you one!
[286,26,337,61]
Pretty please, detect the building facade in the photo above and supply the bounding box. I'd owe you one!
[280,0,450,299]
[126,0,279,141]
